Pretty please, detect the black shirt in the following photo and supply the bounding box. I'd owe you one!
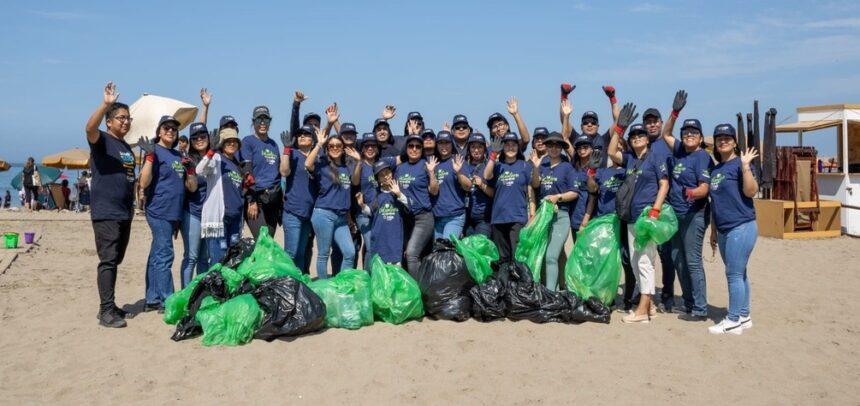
[88,131,136,220]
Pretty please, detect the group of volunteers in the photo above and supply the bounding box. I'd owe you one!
[85,81,759,336]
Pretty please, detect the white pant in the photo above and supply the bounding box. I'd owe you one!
[628,228,657,295]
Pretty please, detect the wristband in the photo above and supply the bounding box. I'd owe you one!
[609,96,617,104]
[587,168,596,177]
[489,151,498,161]
[614,125,624,136]
[671,110,680,119]
[284,146,292,155]
[206,149,215,158]
[685,188,695,201]
[145,153,155,163]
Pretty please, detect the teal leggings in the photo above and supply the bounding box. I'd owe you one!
[545,209,570,291]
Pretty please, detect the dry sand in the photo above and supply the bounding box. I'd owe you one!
[1,210,858,404]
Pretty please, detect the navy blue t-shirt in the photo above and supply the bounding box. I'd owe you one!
[145,145,186,222]
[464,161,492,222]
[313,157,353,214]
[669,143,714,215]
[594,167,626,217]
[432,157,466,218]
[283,152,317,219]
[358,160,379,213]
[650,137,672,168]
[239,135,281,190]
[220,156,244,217]
[396,159,432,215]
[570,129,610,167]
[185,156,207,218]
[538,160,576,212]
[490,160,532,225]
[568,167,589,229]
[379,137,406,158]
[710,157,758,233]
[369,191,406,264]
[88,131,136,220]
[623,152,668,221]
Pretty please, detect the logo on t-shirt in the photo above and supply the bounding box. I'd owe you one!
[435,168,449,184]
[379,202,399,221]
[338,172,351,189]
[227,170,242,189]
[602,175,623,191]
[398,173,416,189]
[120,152,135,181]
[171,160,185,177]
[673,162,686,179]
[710,173,725,191]
[262,149,277,165]
[540,174,558,191]
[701,168,711,179]
[498,170,519,187]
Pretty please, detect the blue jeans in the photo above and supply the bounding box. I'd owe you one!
[145,214,176,305]
[671,208,709,316]
[545,209,570,291]
[717,220,756,322]
[180,211,209,288]
[465,216,492,237]
[356,213,372,269]
[434,213,466,240]
[283,211,312,272]
[311,208,355,279]
[206,213,244,264]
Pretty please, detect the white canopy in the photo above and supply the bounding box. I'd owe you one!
[123,94,198,146]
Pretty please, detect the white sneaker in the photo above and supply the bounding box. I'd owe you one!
[738,315,753,330]
[708,318,743,335]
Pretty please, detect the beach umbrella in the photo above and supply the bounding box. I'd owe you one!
[124,94,198,146]
[41,147,90,169]
[0,159,9,172]
[9,165,62,190]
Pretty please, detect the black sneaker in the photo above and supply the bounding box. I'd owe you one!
[143,302,162,312]
[657,303,674,314]
[99,310,127,328]
[678,313,708,322]
[113,306,128,318]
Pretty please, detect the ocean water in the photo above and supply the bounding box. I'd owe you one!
[0,165,22,208]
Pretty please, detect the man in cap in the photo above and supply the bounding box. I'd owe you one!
[560,85,620,167]
[486,97,532,149]
[289,90,341,140]
[375,105,409,158]
[239,105,282,239]
[450,114,473,157]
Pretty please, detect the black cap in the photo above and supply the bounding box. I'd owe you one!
[486,112,508,129]
[643,108,661,121]
[407,111,424,122]
[713,123,737,140]
[219,115,238,129]
[303,112,321,125]
[358,132,378,149]
[468,133,488,146]
[405,133,423,144]
[581,111,599,124]
[188,122,208,137]
[544,132,569,149]
[252,106,271,120]
[373,118,390,131]
[373,159,393,176]
[296,125,315,136]
[421,128,436,140]
[436,130,453,143]
[681,119,703,133]
[452,114,469,127]
[501,132,520,143]
[155,115,180,136]
[339,122,358,135]
[573,135,593,147]
[628,123,647,137]
[533,127,550,138]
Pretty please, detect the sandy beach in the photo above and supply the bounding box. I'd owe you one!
[1,210,858,404]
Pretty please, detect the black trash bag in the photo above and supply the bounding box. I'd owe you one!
[171,270,231,341]
[252,276,327,341]
[569,297,611,324]
[503,261,573,324]
[416,239,475,321]
[468,264,510,322]
[220,237,256,269]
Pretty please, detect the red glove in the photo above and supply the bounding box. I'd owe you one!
[145,153,155,163]
[283,146,292,155]
[685,188,695,201]
[243,173,256,189]
[587,168,596,177]
[614,124,625,136]
[560,83,574,100]
[181,156,195,175]
[648,207,661,219]
[671,110,680,119]
[603,85,617,104]
[489,151,498,161]
[206,149,215,158]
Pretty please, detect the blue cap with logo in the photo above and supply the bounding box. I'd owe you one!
[339,122,358,136]
[188,122,208,138]
[628,123,647,137]
[681,119,703,133]
[219,115,238,129]
[713,123,737,139]
[436,130,453,143]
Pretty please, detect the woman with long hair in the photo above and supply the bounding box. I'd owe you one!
[196,128,245,264]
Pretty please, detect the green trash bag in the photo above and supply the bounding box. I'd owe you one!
[369,255,424,324]
[236,226,310,285]
[162,265,213,325]
[308,269,373,329]
[515,200,556,281]
[194,294,263,346]
[220,266,247,294]
[564,213,622,306]
[452,234,499,284]
[633,204,679,250]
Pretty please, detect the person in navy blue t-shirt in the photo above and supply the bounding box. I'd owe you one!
[608,105,669,324]
[361,160,410,265]
[350,132,386,269]
[279,125,318,272]
[239,105,281,240]
[431,130,472,240]
[569,135,597,238]
[306,128,358,279]
[485,97,533,149]
[463,133,495,237]
[139,115,198,313]
[396,134,440,277]
[483,132,535,265]
[707,123,759,335]
[85,82,136,328]
[180,119,211,288]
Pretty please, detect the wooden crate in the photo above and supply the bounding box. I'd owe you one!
[754,199,841,239]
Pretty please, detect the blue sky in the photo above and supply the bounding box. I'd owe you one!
[1,0,859,162]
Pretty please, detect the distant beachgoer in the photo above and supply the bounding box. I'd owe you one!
[22,157,38,210]
[3,190,10,208]
[61,179,71,210]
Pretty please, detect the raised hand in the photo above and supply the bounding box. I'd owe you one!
[356,192,364,208]
[442,121,450,132]
[740,146,759,167]
[529,150,541,167]
[388,178,401,195]
[603,85,617,104]
[326,103,339,123]
[137,137,156,154]
[490,137,503,161]
[425,156,438,173]
[506,97,519,115]
[407,119,420,135]
[560,83,575,100]
[588,149,603,170]
[104,81,119,105]
[314,127,327,145]
[208,129,220,151]
[345,146,361,161]
[200,88,212,106]
[672,90,688,116]
[453,154,464,173]
[617,102,639,129]
[560,99,573,117]
[382,105,396,120]
[294,90,307,103]
[280,131,294,154]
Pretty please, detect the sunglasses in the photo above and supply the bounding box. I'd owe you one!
[327,143,344,150]
[190,134,208,141]
[161,126,178,133]
[582,120,598,126]
[406,143,422,150]
[453,125,469,130]
[546,143,563,149]
[254,117,272,125]
[681,129,702,137]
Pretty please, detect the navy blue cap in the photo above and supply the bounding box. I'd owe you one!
[544,132,569,149]
[303,112,321,125]
[358,132,378,148]
[405,133,423,143]
[573,135,593,147]
[452,114,470,127]
[296,125,315,136]
[436,130,453,143]
[373,118,390,131]
[533,127,550,138]
[156,115,180,136]
[581,111,599,124]
[643,108,661,120]
[628,123,647,137]
[407,111,424,122]
[421,128,436,140]
[188,122,208,137]
[219,115,238,129]
[680,119,703,133]
[501,132,520,143]
[713,123,737,139]
[468,133,488,146]
[486,112,508,129]
[339,122,358,135]
[373,159,393,176]
[252,106,271,119]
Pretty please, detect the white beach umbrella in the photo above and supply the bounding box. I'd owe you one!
[124,94,198,146]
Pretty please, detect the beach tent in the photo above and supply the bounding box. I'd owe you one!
[123,94,198,146]
[0,159,9,172]
[9,165,62,190]
[42,148,90,170]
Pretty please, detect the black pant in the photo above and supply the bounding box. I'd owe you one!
[492,222,523,265]
[619,222,637,306]
[658,242,675,307]
[246,197,282,240]
[92,219,132,313]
